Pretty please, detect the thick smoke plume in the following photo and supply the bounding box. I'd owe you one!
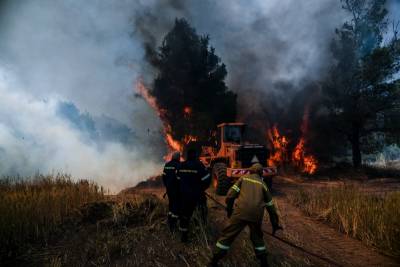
[134,0,400,149]
[1,0,399,189]
[0,71,161,192]
[0,0,165,191]
[133,0,348,142]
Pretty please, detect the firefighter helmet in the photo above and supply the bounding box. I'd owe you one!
[249,163,263,175]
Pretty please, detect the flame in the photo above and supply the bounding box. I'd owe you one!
[136,79,181,154]
[136,80,164,117]
[183,106,192,116]
[166,133,183,152]
[267,125,289,167]
[135,79,198,160]
[293,104,318,174]
[292,138,318,174]
[292,138,305,163]
[267,125,318,174]
[304,155,318,174]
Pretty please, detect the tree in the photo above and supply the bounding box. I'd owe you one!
[322,0,400,167]
[151,18,236,143]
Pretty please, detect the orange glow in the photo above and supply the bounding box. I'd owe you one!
[267,125,289,167]
[135,79,198,159]
[136,79,164,117]
[304,155,318,174]
[292,138,318,174]
[183,106,192,116]
[267,125,318,174]
[166,133,183,152]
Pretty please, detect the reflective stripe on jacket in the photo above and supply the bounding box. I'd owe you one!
[177,159,210,199]
[162,160,180,190]
[226,173,276,222]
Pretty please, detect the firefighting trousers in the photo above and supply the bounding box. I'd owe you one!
[166,187,180,219]
[214,217,267,256]
[178,196,198,233]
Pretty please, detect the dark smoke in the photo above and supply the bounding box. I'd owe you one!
[132,0,347,146]
[142,18,237,143]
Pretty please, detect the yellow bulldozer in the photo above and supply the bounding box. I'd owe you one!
[195,123,277,195]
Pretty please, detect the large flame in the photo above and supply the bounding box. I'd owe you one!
[136,79,197,159]
[294,104,318,174]
[138,78,317,171]
[292,138,318,174]
[267,125,289,167]
[267,125,317,175]
[136,79,180,157]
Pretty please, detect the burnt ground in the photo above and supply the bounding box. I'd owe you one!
[12,176,399,267]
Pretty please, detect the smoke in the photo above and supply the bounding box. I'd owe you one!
[0,0,165,191]
[0,70,161,192]
[1,0,399,188]
[134,0,400,143]
[133,0,347,117]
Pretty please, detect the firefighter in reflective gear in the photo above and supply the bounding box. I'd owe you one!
[177,148,210,242]
[162,151,181,231]
[209,163,282,267]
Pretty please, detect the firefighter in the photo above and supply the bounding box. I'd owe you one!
[209,163,283,267]
[177,148,210,242]
[162,151,181,232]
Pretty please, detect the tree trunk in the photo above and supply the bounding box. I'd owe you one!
[351,124,362,168]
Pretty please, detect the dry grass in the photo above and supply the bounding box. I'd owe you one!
[290,185,400,257]
[0,174,105,259]
[0,175,306,266]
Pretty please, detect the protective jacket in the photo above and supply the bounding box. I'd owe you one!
[177,159,210,201]
[162,159,180,190]
[226,173,278,223]
[211,168,280,267]
[162,159,180,218]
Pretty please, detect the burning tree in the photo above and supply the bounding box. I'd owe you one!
[139,18,236,152]
[322,0,400,167]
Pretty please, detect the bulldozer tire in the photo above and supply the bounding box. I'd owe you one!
[212,163,231,196]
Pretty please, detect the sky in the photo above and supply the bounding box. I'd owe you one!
[0,0,398,191]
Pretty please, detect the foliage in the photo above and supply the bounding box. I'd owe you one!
[151,18,237,142]
[321,0,400,167]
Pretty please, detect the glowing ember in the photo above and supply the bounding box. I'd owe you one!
[183,106,192,116]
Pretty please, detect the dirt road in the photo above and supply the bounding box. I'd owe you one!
[207,176,398,267]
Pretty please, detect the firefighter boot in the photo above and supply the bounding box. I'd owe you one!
[257,254,270,267]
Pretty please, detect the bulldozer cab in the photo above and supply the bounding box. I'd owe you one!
[218,123,245,146]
